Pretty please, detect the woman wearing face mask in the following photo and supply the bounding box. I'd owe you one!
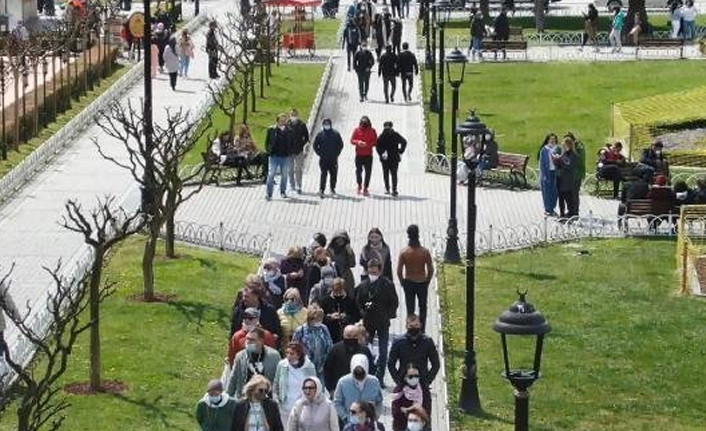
[309,265,337,305]
[278,288,309,346]
[391,364,431,431]
[305,246,338,304]
[287,376,339,431]
[273,342,317,424]
[403,406,429,431]
[350,116,378,196]
[281,247,306,299]
[196,379,237,431]
[343,401,382,431]
[262,258,287,309]
[304,233,327,265]
[327,231,356,296]
[359,228,393,282]
[232,375,284,431]
[292,305,333,381]
[321,278,360,343]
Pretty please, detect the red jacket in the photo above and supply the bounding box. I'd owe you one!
[351,126,378,157]
[228,328,278,365]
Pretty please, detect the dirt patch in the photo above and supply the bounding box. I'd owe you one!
[656,128,706,152]
[127,292,178,303]
[64,380,128,395]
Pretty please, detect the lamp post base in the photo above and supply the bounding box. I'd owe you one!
[444,220,461,263]
[459,373,482,414]
[514,389,530,431]
[429,87,439,113]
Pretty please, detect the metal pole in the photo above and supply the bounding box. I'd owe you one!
[142,0,156,215]
[424,0,432,69]
[444,83,461,263]
[436,23,445,154]
[514,390,530,431]
[429,6,438,113]
[458,147,481,413]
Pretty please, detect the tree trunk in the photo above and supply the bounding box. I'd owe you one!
[229,106,237,137]
[13,72,19,148]
[534,0,546,32]
[164,190,177,258]
[250,69,256,113]
[17,404,30,431]
[242,76,249,124]
[89,254,103,391]
[626,0,648,41]
[480,0,490,19]
[143,221,159,301]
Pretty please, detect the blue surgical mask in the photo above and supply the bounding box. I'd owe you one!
[246,343,258,354]
[349,415,360,425]
[285,301,301,314]
[208,395,222,404]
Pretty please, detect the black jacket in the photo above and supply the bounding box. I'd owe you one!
[265,126,292,157]
[376,129,407,163]
[320,294,361,343]
[354,49,375,74]
[323,341,377,393]
[397,50,418,75]
[313,129,344,161]
[387,333,441,387]
[621,178,650,203]
[231,398,283,431]
[471,17,486,39]
[392,20,403,44]
[640,148,666,168]
[287,119,310,154]
[493,13,509,40]
[206,29,218,56]
[356,277,399,330]
[231,300,283,341]
[342,24,362,50]
[378,51,398,77]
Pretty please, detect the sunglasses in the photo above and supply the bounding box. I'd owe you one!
[407,374,420,378]
[350,409,360,414]
[256,388,267,394]
[302,386,316,391]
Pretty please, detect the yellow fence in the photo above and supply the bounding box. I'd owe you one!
[676,205,706,296]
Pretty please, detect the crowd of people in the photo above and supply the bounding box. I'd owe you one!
[196,225,439,431]
[538,132,587,220]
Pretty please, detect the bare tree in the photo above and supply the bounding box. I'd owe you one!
[59,196,142,392]
[0,262,114,431]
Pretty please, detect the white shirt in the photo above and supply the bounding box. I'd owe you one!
[681,5,697,21]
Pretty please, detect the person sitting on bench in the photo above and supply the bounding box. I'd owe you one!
[210,131,239,166]
[597,141,626,199]
[233,124,268,184]
[617,170,651,217]
[638,140,669,177]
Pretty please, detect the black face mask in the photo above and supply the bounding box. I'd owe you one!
[353,369,366,380]
[344,338,359,349]
[407,327,421,338]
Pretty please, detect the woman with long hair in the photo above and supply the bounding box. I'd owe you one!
[359,227,393,282]
[273,342,317,423]
[538,133,560,216]
[232,375,284,431]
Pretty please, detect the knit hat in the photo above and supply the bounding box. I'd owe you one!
[207,379,223,391]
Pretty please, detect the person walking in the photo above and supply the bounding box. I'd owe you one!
[278,288,309,346]
[327,231,357,294]
[0,280,19,359]
[232,375,284,431]
[376,121,407,196]
[390,364,432,431]
[227,327,281,398]
[265,113,293,200]
[391,19,403,55]
[229,307,279,366]
[670,1,683,38]
[539,133,560,216]
[396,225,433,330]
[609,6,626,53]
[206,21,220,79]
[195,380,237,431]
[154,22,169,73]
[359,228,394,282]
[342,401,383,431]
[353,43,375,102]
[287,108,310,194]
[334,355,384,423]
[351,116,378,195]
[397,42,418,102]
[378,45,398,104]
[469,11,486,61]
[231,283,283,340]
[287,376,339,431]
[314,118,344,198]
[356,259,399,386]
[163,38,180,90]
[273,342,317,422]
[320,279,361,343]
[387,314,440,389]
[580,3,599,52]
[342,19,363,71]
[292,305,333,380]
[178,29,195,78]
[682,0,697,40]
[323,326,377,394]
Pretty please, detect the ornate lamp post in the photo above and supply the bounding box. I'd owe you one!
[455,108,487,414]
[428,4,438,112]
[443,46,466,264]
[493,291,552,431]
[434,0,451,154]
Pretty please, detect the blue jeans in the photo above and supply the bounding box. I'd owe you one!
[178,56,190,76]
[470,37,483,56]
[266,155,289,197]
[683,21,695,40]
[367,325,389,383]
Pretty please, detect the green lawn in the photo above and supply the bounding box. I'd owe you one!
[0,63,127,180]
[185,63,326,166]
[315,18,343,50]
[440,238,706,431]
[0,237,259,431]
[423,61,706,166]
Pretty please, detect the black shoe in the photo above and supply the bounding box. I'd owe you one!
[392,191,398,197]
[391,96,394,102]
[360,97,364,102]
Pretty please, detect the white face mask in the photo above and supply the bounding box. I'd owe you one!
[407,421,423,431]
[405,376,420,387]
[323,124,331,130]
[209,395,223,404]
[368,274,379,283]
[290,116,299,122]
[265,269,277,278]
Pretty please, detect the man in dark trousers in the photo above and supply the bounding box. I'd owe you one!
[342,19,362,71]
[397,42,418,102]
[265,113,293,200]
[391,19,403,55]
[206,21,220,79]
[356,259,399,386]
[353,42,375,102]
[378,45,398,104]
[387,314,440,388]
[287,108,310,194]
[313,118,344,198]
[376,121,407,196]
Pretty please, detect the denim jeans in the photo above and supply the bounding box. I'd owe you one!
[266,155,290,197]
[683,21,695,40]
[179,56,190,76]
[366,325,389,383]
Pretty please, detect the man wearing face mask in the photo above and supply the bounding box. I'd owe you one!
[333,354,383,423]
[228,308,279,366]
[265,113,294,200]
[353,42,375,102]
[227,327,281,398]
[309,265,337,305]
[230,284,283,340]
[355,259,399,386]
[195,379,236,431]
[314,118,345,198]
[323,325,376,394]
[378,45,398,104]
[639,140,669,178]
[321,278,360,343]
[387,314,440,388]
[351,116,378,196]
[287,108,310,194]
[376,121,407,197]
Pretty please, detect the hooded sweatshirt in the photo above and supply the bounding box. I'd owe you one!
[327,231,356,295]
[274,356,317,422]
[333,354,383,421]
[195,393,237,431]
[350,126,378,157]
[287,376,340,431]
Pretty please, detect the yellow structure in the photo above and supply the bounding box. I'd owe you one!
[676,205,706,296]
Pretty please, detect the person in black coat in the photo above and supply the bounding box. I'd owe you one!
[231,375,283,431]
[206,21,220,79]
[387,314,440,387]
[376,121,407,196]
[313,118,345,197]
[378,45,398,104]
[342,19,362,71]
[320,278,361,343]
[374,13,393,60]
[397,42,418,102]
[323,325,377,393]
[287,108,310,194]
[356,259,399,384]
[493,8,510,41]
[353,43,375,102]
[391,19,403,55]
[231,286,283,342]
[639,140,669,177]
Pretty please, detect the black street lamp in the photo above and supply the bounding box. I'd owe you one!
[428,4,438,113]
[142,0,157,217]
[455,108,487,414]
[423,0,433,69]
[443,47,466,264]
[493,291,552,431]
[435,0,451,154]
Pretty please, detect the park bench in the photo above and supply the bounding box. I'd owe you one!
[483,151,530,188]
[482,40,528,61]
[594,162,639,199]
[201,152,266,187]
[636,38,684,59]
[622,198,679,232]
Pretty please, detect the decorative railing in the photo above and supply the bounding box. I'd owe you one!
[171,220,272,256]
[425,151,540,188]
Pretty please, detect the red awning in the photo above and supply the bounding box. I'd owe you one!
[262,0,322,7]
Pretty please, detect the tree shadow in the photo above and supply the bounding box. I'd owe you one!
[486,267,557,281]
[166,299,231,331]
[109,393,191,431]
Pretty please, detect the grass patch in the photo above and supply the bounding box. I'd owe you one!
[0,63,128,180]
[315,18,344,50]
[439,238,706,431]
[185,63,326,166]
[0,237,259,431]
[423,61,706,166]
